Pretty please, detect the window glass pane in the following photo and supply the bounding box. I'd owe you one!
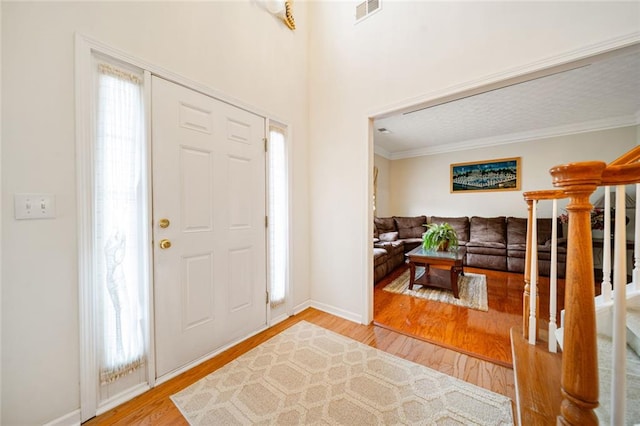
[268,127,288,307]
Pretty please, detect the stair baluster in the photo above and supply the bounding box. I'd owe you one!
[549,198,558,353]
[634,183,640,292]
[601,187,613,303]
[529,201,539,344]
[611,184,628,425]
[523,198,534,340]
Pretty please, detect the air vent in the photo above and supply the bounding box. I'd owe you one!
[355,0,381,23]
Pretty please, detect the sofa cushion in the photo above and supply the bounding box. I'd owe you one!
[401,237,423,245]
[376,240,404,256]
[466,245,506,256]
[536,218,556,244]
[373,248,388,267]
[379,231,399,242]
[506,217,527,246]
[470,216,506,244]
[507,238,567,253]
[507,243,527,251]
[374,217,396,234]
[394,216,427,239]
[507,217,558,247]
[429,216,470,244]
[466,241,506,250]
[373,223,379,238]
[466,252,507,270]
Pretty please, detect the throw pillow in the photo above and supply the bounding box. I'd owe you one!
[394,216,427,239]
[379,232,399,242]
[374,217,396,234]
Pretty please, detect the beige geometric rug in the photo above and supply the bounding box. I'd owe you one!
[171,321,513,425]
[383,268,489,312]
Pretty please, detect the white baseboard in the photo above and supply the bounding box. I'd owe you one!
[309,300,363,324]
[292,300,311,316]
[96,383,150,416]
[293,299,364,324]
[269,312,291,326]
[43,409,81,426]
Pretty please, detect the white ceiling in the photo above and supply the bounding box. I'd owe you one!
[374,49,640,160]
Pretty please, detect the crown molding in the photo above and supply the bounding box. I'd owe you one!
[373,144,392,159]
[386,115,640,160]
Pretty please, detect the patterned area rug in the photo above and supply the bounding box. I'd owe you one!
[171,321,513,425]
[383,268,489,312]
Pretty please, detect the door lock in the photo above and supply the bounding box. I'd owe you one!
[158,218,170,228]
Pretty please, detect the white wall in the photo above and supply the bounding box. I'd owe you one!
[373,154,390,217]
[388,126,638,219]
[1,2,309,424]
[307,1,640,321]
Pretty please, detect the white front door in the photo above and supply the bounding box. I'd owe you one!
[152,76,267,378]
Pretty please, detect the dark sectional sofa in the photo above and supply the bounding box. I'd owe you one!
[373,215,566,283]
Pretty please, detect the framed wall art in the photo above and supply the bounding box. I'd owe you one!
[451,157,521,193]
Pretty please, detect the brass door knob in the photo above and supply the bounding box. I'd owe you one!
[159,239,172,249]
[158,218,170,228]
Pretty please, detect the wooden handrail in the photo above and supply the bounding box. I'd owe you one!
[608,145,640,166]
[523,189,566,201]
[602,162,640,186]
[550,160,605,426]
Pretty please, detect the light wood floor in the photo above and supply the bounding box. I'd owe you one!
[85,305,517,424]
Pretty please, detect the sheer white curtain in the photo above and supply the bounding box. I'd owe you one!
[95,62,147,384]
[268,127,288,307]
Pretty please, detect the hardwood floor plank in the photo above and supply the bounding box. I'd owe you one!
[374,263,565,367]
[511,327,563,425]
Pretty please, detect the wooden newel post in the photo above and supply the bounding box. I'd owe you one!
[550,161,605,426]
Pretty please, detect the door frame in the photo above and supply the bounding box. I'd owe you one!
[75,33,291,421]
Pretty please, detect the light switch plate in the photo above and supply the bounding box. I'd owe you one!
[14,193,56,220]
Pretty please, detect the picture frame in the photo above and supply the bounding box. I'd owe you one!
[450,157,521,193]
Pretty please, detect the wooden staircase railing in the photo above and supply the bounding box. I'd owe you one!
[522,189,565,349]
[513,145,640,426]
[550,161,605,425]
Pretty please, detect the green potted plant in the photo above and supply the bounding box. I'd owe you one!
[422,222,459,251]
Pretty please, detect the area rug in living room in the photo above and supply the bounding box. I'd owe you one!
[171,321,513,425]
[383,268,489,312]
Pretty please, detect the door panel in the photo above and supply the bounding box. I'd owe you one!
[152,76,266,378]
[182,253,214,329]
[181,147,214,231]
[228,157,252,228]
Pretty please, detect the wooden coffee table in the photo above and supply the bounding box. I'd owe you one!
[406,246,465,298]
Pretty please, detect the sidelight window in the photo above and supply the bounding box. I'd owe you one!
[268,126,289,307]
[94,60,149,384]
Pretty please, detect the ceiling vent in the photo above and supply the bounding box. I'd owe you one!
[356,0,381,23]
